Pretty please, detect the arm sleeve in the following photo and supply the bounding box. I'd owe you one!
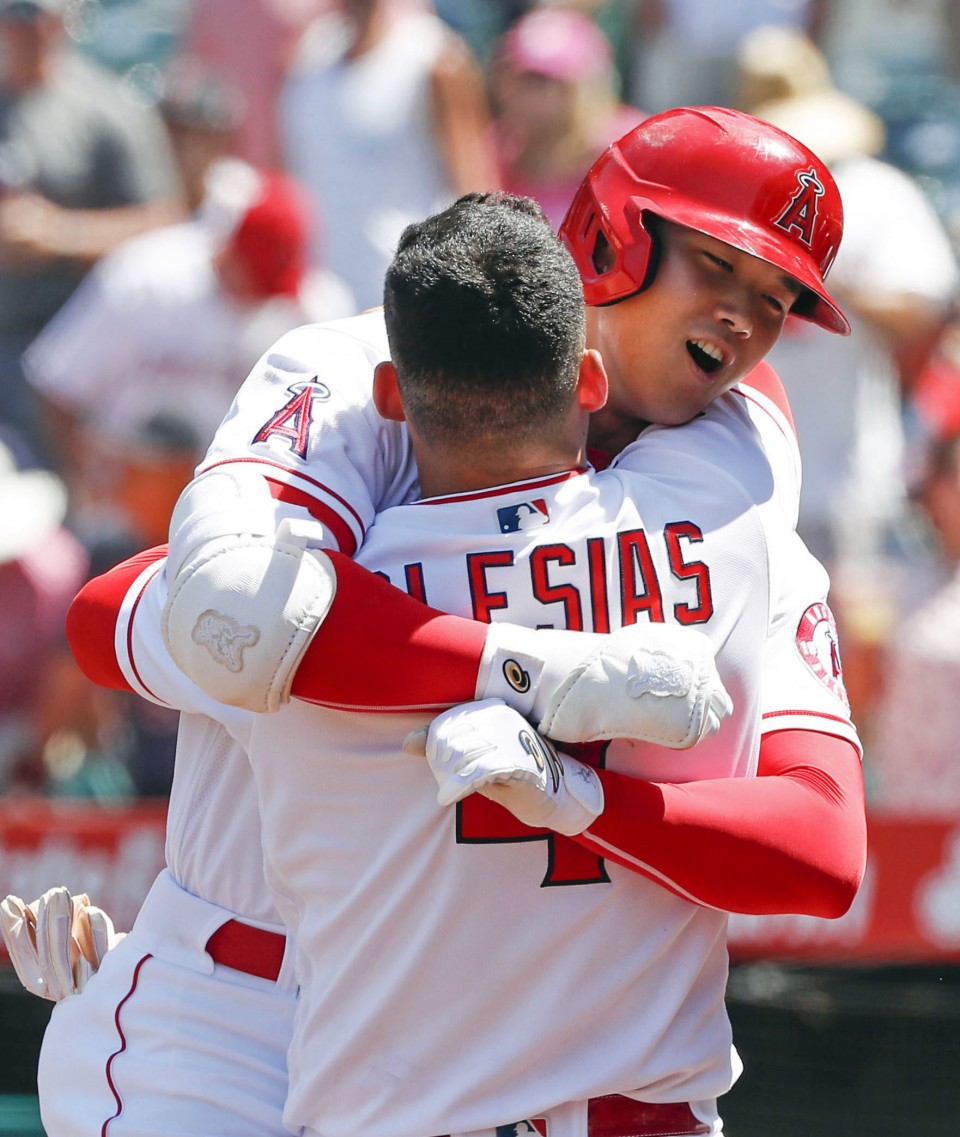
[67,546,168,692]
[72,542,489,712]
[291,550,488,711]
[574,729,867,918]
[67,544,252,735]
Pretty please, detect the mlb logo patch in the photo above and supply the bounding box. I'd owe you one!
[497,499,549,534]
[496,1120,547,1137]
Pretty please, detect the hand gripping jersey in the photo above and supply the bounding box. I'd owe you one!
[248,449,855,1137]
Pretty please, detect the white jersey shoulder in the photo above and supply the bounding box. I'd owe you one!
[613,378,801,529]
[611,380,855,745]
[200,309,418,554]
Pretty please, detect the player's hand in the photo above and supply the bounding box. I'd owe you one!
[0,888,124,1002]
[405,698,603,836]
[480,622,733,748]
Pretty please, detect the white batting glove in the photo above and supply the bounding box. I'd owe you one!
[406,698,604,836]
[478,622,732,749]
[0,888,123,1002]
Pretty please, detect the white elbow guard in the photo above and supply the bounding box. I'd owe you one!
[167,465,281,579]
[163,467,336,712]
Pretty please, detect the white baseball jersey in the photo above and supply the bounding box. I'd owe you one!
[51,310,855,1137]
[132,309,832,926]
[249,452,854,1137]
[99,309,852,926]
[199,309,418,555]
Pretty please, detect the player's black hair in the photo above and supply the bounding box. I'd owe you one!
[383,192,586,446]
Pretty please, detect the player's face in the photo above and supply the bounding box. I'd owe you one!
[586,220,803,447]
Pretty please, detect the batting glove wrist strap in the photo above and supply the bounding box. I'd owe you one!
[478,623,732,748]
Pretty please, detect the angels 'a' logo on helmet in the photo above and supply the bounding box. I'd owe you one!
[773,168,825,250]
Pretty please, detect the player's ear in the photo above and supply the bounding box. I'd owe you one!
[373,361,407,422]
[575,349,608,414]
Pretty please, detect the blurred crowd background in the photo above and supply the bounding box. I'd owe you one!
[3,0,960,817]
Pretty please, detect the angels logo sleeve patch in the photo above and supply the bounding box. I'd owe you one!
[796,601,850,710]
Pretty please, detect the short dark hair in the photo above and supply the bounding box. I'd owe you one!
[383,192,586,446]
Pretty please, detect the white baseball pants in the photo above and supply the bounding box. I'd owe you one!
[37,870,298,1137]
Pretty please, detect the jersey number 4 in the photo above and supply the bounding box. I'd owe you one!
[457,743,610,887]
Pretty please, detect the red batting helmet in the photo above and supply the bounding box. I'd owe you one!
[560,105,850,335]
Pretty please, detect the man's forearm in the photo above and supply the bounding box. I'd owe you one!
[576,729,866,917]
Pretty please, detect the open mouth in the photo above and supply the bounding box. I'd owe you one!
[687,339,724,375]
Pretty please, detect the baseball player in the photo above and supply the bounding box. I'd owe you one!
[9,109,864,1134]
[33,191,855,1137]
[240,193,860,1137]
[21,207,733,1137]
[158,105,845,722]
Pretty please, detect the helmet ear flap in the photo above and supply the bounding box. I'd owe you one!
[624,203,660,295]
[560,173,655,306]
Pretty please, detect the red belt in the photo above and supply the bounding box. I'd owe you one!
[588,1095,710,1137]
[205,919,286,981]
[434,1096,710,1137]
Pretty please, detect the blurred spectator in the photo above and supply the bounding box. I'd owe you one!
[0,0,183,467]
[0,435,89,793]
[178,0,330,168]
[817,0,957,95]
[868,428,960,813]
[432,0,517,63]
[157,56,246,213]
[3,413,203,803]
[65,414,207,799]
[490,5,645,229]
[110,411,206,553]
[22,158,353,546]
[506,0,640,93]
[736,25,960,730]
[279,0,500,309]
[628,0,826,113]
[910,305,960,446]
[812,1,960,255]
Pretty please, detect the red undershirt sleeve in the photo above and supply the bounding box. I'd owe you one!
[66,544,169,691]
[291,550,488,711]
[574,729,866,917]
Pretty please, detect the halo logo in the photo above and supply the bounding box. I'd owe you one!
[796,601,849,708]
[774,168,825,249]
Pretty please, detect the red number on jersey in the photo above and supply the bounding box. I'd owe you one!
[457,743,609,887]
